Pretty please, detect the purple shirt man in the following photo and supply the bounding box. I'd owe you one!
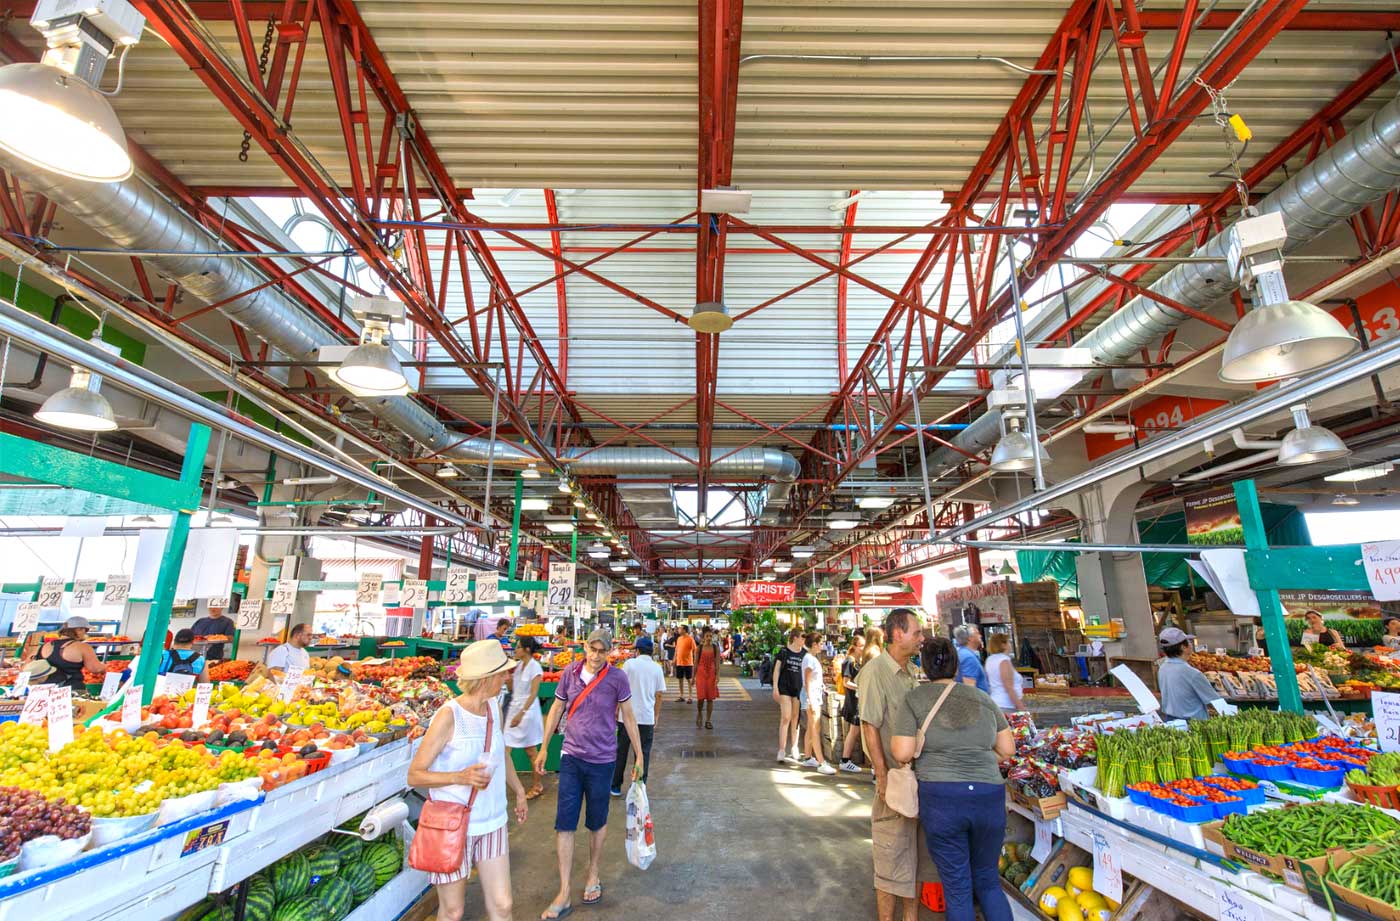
[554,658,633,763]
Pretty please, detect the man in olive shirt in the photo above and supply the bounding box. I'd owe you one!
[859,608,925,921]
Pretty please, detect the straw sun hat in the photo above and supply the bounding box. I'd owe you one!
[457,639,520,681]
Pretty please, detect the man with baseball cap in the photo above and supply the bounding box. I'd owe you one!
[536,629,644,918]
[1157,626,1235,721]
[611,634,665,796]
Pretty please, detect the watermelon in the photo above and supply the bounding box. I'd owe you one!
[245,880,276,921]
[312,876,355,921]
[340,860,376,904]
[361,840,401,887]
[179,900,232,921]
[272,895,330,921]
[304,845,341,881]
[329,834,362,864]
[272,851,312,901]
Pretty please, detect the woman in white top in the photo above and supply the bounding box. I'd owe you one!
[503,636,546,801]
[409,640,529,921]
[799,632,836,775]
[984,632,1024,712]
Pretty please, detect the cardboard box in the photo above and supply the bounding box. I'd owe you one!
[1024,841,1144,920]
[1202,818,1363,892]
[1297,845,1400,921]
[1009,787,1067,820]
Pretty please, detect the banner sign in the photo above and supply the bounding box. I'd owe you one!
[1278,590,1381,619]
[935,580,1011,625]
[729,581,796,607]
[1185,488,1243,546]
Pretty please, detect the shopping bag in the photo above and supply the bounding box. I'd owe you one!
[624,781,656,870]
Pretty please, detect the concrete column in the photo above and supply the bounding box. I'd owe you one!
[1070,469,1155,662]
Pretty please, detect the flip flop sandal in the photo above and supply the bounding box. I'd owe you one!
[705,722,713,729]
[541,903,574,920]
[526,785,545,800]
[583,883,604,906]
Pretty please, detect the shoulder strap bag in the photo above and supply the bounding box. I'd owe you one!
[408,702,494,874]
[885,680,956,819]
[566,663,611,720]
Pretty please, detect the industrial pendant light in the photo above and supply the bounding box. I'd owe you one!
[1276,403,1350,466]
[998,559,1015,576]
[847,560,865,582]
[989,417,1049,472]
[436,462,460,479]
[1220,300,1359,383]
[36,365,117,431]
[333,326,406,392]
[1331,494,1359,507]
[688,301,733,333]
[521,464,541,479]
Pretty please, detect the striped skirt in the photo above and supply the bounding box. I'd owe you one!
[428,824,509,885]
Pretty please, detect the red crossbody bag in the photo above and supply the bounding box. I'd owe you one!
[409,704,494,874]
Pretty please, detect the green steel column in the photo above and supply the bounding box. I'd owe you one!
[133,424,211,703]
[1234,479,1303,713]
[508,472,524,580]
[571,521,578,563]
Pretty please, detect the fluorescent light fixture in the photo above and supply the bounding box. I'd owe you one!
[520,496,550,511]
[791,548,814,559]
[1325,462,1393,483]
[585,510,598,520]
[435,463,460,479]
[827,517,859,530]
[1220,300,1359,383]
[543,518,574,534]
[857,495,896,510]
[283,475,338,485]
[587,542,609,559]
[688,301,733,334]
[572,497,585,508]
[700,188,751,214]
[610,563,627,572]
[1331,494,1360,506]
[499,188,522,207]
[36,366,117,431]
[521,465,541,479]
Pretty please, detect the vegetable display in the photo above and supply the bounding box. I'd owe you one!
[1221,803,1400,858]
[0,785,91,860]
[1329,840,1400,909]
[1346,751,1400,787]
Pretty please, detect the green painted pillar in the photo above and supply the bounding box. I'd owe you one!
[133,424,210,704]
[1234,479,1303,713]
[508,472,524,580]
[571,520,578,563]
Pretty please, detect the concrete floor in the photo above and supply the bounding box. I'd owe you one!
[440,667,878,920]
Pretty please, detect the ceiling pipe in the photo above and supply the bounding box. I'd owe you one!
[1176,449,1278,482]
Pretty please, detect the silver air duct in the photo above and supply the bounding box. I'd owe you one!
[0,158,803,492]
[926,91,1400,472]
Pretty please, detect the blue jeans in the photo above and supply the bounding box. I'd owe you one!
[918,781,1013,921]
[555,754,616,833]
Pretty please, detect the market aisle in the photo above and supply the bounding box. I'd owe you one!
[428,666,875,919]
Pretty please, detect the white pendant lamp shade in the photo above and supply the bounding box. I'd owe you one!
[436,463,459,479]
[1276,404,1350,466]
[521,464,541,479]
[1219,300,1359,383]
[0,63,133,182]
[989,418,1049,472]
[688,301,733,333]
[333,341,406,392]
[36,368,117,431]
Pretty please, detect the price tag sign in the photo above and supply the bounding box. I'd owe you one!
[207,595,229,610]
[270,579,300,617]
[122,686,143,730]
[475,572,500,605]
[164,673,196,697]
[19,685,49,725]
[1363,540,1400,601]
[102,575,132,605]
[547,562,576,616]
[444,569,472,604]
[280,667,306,702]
[12,602,41,635]
[402,579,429,610]
[70,579,97,609]
[46,686,73,753]
[1090,831,1123,904]
[191,683,213,727]
[99,670,122,700]
[1032,819,1055,861]
[1214,883,1263,921]
[356,573,383,604]
[237,599,265,630]
[37,577,65,610]
[1374,691,1400,753]
[381,582,401,605]
[8,670,31,699]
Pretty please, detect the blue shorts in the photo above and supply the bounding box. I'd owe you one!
[555,753,616,833]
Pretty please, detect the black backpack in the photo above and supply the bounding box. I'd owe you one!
[166,649,200,676]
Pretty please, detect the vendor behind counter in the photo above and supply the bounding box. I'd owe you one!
[1157,627,1235,721]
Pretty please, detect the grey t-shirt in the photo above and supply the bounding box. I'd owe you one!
[891,680,1008,785]
[1157,656,1219,721]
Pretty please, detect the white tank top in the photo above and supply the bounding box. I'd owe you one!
[985,653,1022,710]
[426,698,508,836]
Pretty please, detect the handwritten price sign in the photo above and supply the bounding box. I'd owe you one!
[1362,541,1400,601]
[444,569,472,604]
[402,579,429,609]
[1091,831,1123,904]
[1374,691,1400,753]
[102,575,131,605]
[356,573,383,604]
[547,562,576,616]
[37,577,65,610]
[475,572,499,605]
[70,579,97,609]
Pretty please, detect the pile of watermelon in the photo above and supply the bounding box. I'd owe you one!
[179,829,405,921]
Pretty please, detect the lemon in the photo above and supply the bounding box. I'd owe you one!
[1067,866,1093,896]
[1039,886,1069,917]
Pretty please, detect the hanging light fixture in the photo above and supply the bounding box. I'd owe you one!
[1276,403,1350,466]
[816,578,833,597]
[587,541,610,559]
[131,513,156,525]
[436,463,460,479]
[827,516,859,530]
[0,2,145,182]
[333,325,407,392]
[688,301,733,333]
[989,416,1049,472]
[1220,301,1359,383]
[1331,494,1359,506]
[846,560,865,582]
[997,559,1015,576]
[572,496,585,508]
[36,364,117,431]
[556,476,572,494]
[521,464,541,479]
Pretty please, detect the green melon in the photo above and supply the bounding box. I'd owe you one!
[271,851,311,901]
[329,834,362,864]
[312,876,356,921]
[244,880,276,921]
[272,894,330,921]
[179,900,232,921]
[304,845,341,881]
[361,840,400,888]
[339,860,376,904]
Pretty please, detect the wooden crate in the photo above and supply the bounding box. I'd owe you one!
[1015,610,1067,630]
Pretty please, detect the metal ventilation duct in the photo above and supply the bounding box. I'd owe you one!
[0,157,803,492]
[926,91,1400,472]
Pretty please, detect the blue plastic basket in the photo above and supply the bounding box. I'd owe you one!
[1146,794,1177,817]
[1177,797,1215,823]
[1290,763,1345,787]
[1210,796,1247,819]
[1126,787,1152,807]
[1199,777,1265,807]
[1250,762,1294,782]
[1220,753,1255,774]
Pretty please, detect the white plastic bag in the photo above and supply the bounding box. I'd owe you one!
[624,781,655,870]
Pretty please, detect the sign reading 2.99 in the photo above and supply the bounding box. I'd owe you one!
[547,562,576,616]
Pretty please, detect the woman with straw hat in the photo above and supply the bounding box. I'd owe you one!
[409,640,530,921]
